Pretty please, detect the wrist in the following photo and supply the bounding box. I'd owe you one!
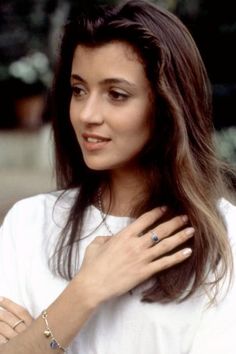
[73,272,106,309]
[43,276,101,349]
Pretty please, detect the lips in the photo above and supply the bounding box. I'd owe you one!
[86,137,108,143]
[82,133,111,143]
[81,133,111,151]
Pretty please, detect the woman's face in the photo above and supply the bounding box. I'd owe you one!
[70,40,153,173]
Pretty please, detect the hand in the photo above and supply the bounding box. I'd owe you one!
[76,207,194,305]
[0,297,33,344]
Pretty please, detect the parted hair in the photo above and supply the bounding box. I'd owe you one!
[51,0,234,303]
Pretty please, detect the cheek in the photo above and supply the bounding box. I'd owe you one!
[123,108,151,138]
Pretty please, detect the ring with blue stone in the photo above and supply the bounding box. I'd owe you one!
[151,231,159,244]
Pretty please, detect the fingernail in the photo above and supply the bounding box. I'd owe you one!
[182,248,192,256]
[185,227,195,236]
[182,215,188,223]
[161,206,167,212]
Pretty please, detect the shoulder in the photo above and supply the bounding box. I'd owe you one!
[6,189,76,216]
[9,192,58,216]
[0,189,78,238]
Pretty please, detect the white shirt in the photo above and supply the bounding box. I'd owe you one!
[0,190,236,354]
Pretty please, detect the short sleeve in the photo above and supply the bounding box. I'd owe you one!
[0,204,25,303]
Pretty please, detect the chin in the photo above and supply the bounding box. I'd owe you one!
[84,160,123,172]
[84,160,111,171]
[83,156,132,172]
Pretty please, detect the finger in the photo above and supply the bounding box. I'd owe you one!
[0,321,17,339]
[142,227,195,250]
[0,334,8,344]
[11,319,27,334]
[138,215,189,249]
[151,214,188,241]
[0,297,32,327]
[148,247,192,275]
[147,227,195,259]
[122,206,167,238]
[0,309,27,334]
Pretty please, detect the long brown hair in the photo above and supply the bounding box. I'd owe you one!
[51,0,234,303]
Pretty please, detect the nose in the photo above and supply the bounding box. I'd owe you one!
[78,93,104,125]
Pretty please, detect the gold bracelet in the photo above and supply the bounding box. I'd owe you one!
[41,310,66,352]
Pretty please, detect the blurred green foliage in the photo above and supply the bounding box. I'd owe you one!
[215,127,236,165]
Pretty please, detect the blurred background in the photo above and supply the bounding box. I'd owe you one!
[0,0,236,222]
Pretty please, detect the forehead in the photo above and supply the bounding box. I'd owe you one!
[71,41,147,83]
[72,40,142,64]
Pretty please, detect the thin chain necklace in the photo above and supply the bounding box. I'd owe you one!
[97,189,114,236]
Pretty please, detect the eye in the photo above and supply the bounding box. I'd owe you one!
[108,89,129,102]
[71,85,87,98]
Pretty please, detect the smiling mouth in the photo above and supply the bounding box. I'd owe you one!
[82,133,111,143]
[85,137,108,143]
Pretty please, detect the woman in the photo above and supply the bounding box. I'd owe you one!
[0,0,235,353]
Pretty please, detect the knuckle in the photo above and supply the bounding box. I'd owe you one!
[172,216,184,228]
[127,240,141,255]
[160,252,183,270]
[179,231,188,242]
[157,238,170,252]
[177,216,184,226]
[160,256,171,270]
[131,244,140,255]
[0,336,8,344]
[0,323,11,337]
[0,311,8,322]
[140,208,157,223]
[18,309,27,320]
[2,298,11,307]
[138,213,148,223]
[161,238,170,247]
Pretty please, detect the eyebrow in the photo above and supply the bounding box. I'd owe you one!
[70,74,137,89]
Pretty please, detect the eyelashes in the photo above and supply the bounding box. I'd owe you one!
[71,86,86,98]
[71,85,131,103]
[108,90,129,102]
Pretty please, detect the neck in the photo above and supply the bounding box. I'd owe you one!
[101,168,148,217]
